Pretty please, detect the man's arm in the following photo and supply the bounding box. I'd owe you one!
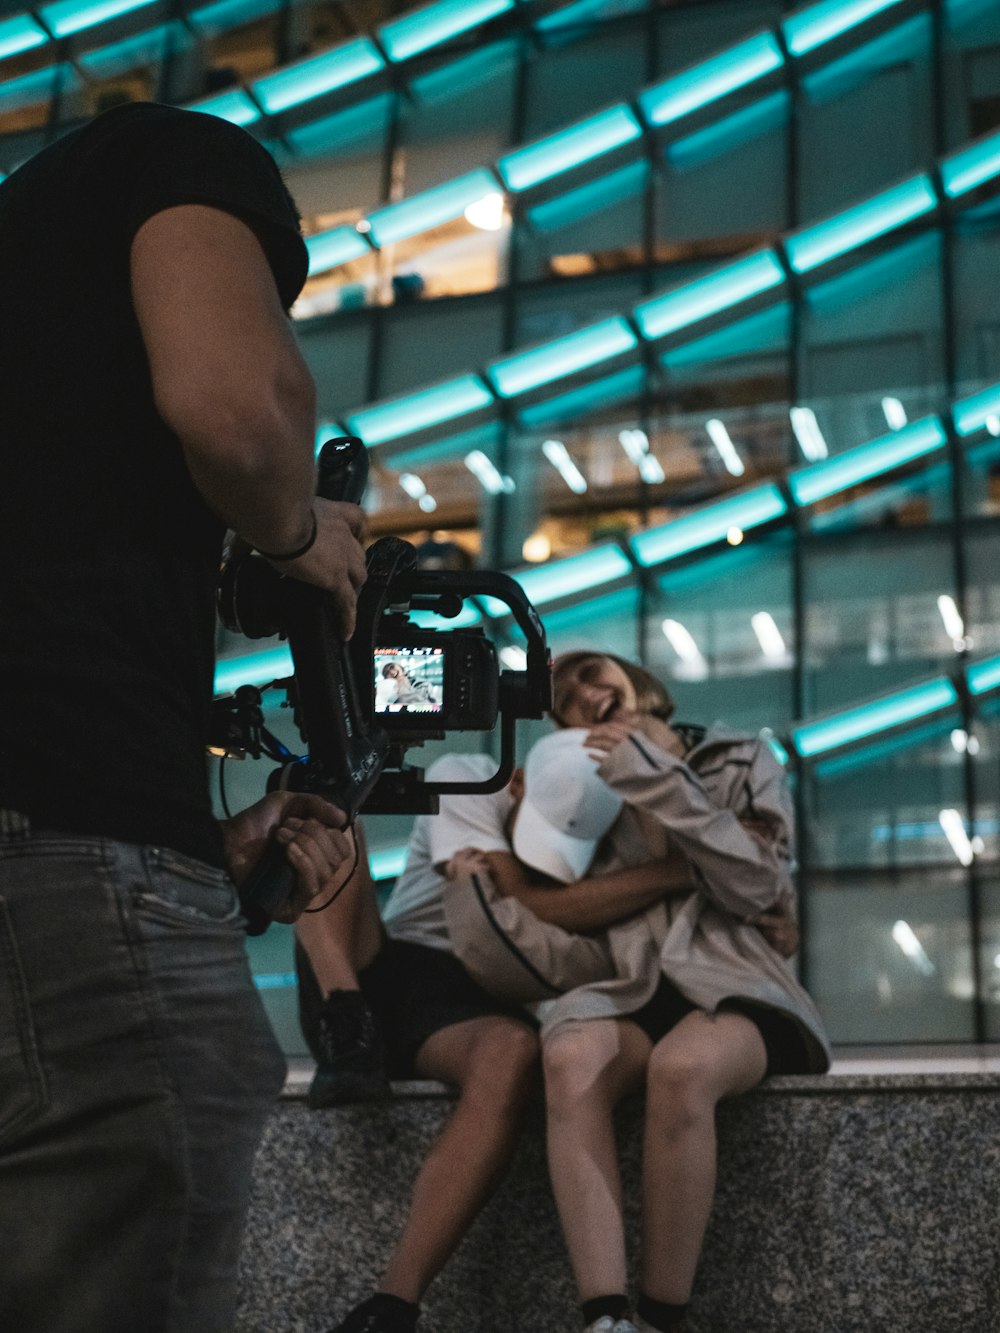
[447,847,692,933]
[130,204,366,632]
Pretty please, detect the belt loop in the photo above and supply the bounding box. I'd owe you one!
[0,809,31,839]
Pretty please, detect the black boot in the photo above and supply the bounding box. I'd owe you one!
[307,987,390,1108]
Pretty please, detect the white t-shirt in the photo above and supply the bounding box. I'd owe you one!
[381,753,514,951]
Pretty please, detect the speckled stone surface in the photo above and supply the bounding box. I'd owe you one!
[236,1074,1000,1333]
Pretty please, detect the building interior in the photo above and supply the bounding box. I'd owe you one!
[3,0,999,1063]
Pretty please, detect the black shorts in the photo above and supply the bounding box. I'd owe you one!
[628,975,810,1077]
[357,934,537,1079]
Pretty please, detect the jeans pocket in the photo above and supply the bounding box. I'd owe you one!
[0,897,48,1143]
[133,853,241,929]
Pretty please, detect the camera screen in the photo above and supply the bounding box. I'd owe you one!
[374,646,445,714]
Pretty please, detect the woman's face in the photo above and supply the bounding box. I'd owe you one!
[385,663,403,679]
[552,655,638,728]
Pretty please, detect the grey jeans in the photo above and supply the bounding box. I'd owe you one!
[0,817,286,1333]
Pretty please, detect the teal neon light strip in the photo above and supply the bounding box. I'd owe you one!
[79,22,181,76]
[253,38,384,114]
[784,175,937,273]
[483,545,632,614]
[253,972,297,990]
[286,94,392,156]
[379,0,513,62]
[190,88,261,126]
[952,381,1000,437]
[305,225,371,276]
[498,105,643,193]
[41,0,157,37]
[189,0,282,36]
[369,846,409,880]
[668,91,789,170]
[0,64,78,111]
[488,318,637,398]
[638,32,784,128]
[940,128,1000,198]
[0,15,48,60]
[528,160,649,232]
[634,251,786,341]
[782,0,908,56]
[347,375,494,446]
[367,169,499,247]
[788,416,947,505]
[631,485,787,567]
[967,654,1000,697]
[214,646,293,694]
[792,677,958,757]
[517,365,646,427]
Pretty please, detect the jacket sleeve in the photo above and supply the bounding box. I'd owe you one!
[597,730,794,919]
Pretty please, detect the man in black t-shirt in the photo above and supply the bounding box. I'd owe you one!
[0,103,366,1332]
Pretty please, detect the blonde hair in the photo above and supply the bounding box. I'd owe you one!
[550,651,675,726]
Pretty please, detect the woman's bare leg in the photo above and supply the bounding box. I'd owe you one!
[640,1009,767,1305]
[543,1019,651,1301]
[379,1016,539,1301]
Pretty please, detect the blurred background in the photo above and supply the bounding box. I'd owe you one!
[4,0,999,1054]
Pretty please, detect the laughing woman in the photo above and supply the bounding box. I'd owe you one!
[535,652,830,1333]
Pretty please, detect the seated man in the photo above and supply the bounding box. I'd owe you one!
[295,747,703,1333]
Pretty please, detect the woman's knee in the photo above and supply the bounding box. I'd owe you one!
[645,1044,718,1130]
[462,1021,539,1102]
[542,1025,620,1115]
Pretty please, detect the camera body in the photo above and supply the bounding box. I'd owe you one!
[214,436,551,930]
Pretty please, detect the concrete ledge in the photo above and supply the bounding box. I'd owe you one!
[237,1071,1000,1333]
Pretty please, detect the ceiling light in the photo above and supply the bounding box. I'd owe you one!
[882,396,908,430]
[751,611,787,661]
[706,418,746,476]
[543,439,588,494]
[939,808,975,867]
[789,406,829,461]
[891,919,935,975]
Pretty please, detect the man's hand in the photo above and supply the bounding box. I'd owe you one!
[221,791,355,923]
[443,846,492,881]
[266,496,368,638]
[751,906,800,958]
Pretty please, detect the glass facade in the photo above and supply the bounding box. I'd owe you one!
[5,0,999,1053]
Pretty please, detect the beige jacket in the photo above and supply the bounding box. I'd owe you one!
[534,718,832,1073]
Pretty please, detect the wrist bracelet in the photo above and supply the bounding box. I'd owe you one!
[255,509,318,563]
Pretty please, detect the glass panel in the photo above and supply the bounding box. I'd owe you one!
[655,90,787,247]
[803,721,975,1043]
[801,524,960,717]
[797,21,933,221]
[375,292,506,398]
[524,20,647,140]
[297,306,372,426]
[798,231,945,453]
[644,531,796,734]
[809,867,977,1043]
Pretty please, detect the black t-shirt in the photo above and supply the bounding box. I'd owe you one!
[0,102,309,866]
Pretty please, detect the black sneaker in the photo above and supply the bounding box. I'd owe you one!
[328,1294,420,1333]
[307,988,390,1108]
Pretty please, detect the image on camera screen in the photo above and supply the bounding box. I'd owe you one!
[374,646,445,714]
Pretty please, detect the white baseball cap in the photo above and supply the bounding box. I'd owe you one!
[512,728,623,884]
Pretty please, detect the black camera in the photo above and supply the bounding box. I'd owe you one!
[213,435,551,931]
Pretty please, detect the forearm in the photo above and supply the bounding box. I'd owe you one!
[486,853,689,933]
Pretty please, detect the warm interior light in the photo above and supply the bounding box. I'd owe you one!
[464,191,506,231]
[727,527,744,545]
[522,532,552,562]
